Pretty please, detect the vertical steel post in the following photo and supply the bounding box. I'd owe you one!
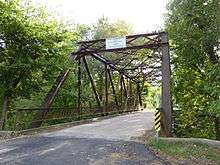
[137,82,142,108]
[108,69,119,107]
[122,76,127,97]
[120,75,123,109]
[77,58,82,119]
[124,78,128,111]
[129,79,133,109]
[133,84,137,108]
[127,79,131,109]
[161,32,172,137]
[82,57,102,109]
[105,64,108,115]
[121,76,128,112]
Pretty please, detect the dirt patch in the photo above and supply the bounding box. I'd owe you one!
[0,131,18,142]
[131,129,157,143]
[91,152,165,165]
[152,150,217,165]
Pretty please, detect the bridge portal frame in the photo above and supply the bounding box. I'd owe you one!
[71,31,172,137]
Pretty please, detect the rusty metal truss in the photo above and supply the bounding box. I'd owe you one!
[70,32,167,84]
[22,31,172,137]
[69,31,172,136]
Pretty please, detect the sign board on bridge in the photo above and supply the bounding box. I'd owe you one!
[106,36,126,50]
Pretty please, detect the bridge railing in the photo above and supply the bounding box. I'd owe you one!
[6,105,138,131]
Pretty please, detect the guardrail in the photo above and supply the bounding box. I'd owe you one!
[5,105,138,131]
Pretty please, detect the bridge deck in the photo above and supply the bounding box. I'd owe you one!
[0,112,166,165]
[42,111,154,141]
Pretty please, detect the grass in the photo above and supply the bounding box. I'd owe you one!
[148,139,220,164]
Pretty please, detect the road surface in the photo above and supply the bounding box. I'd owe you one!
[0,111,166,165]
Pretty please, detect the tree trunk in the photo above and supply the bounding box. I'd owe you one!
[0,93,9,130]
[205,44,219,140]
[206,44,219,64]
[215,117,220,140]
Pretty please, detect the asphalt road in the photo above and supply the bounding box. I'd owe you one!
[0,111,166,165]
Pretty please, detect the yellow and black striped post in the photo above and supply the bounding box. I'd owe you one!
[155,109,161,132]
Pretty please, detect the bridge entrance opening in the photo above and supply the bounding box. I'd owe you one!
[69,32,172,136]
[10,32,172,137]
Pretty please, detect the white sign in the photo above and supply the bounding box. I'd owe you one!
[106,36,126,50]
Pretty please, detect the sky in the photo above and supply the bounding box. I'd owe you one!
[33,0,169,33]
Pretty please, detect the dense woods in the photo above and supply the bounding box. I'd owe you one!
[166,0,220,139]
[0,0,82,129]
[0,0,219,139]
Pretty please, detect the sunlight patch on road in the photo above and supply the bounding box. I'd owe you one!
[0,147,17,154]
[38,143,67,156]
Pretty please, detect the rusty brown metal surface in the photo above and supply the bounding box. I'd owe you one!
[107,69,119,107]
[13,107,139,131]
[28,70,70,129]
[10,32,172,137]
[82,56,102,109]
[161,33,172,136]
[78,59,82,119]
[70,32,172,136]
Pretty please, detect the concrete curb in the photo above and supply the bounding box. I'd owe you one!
[159,137,220,149]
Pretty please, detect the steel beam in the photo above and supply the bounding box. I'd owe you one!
[28,69,70,128]
[77,31,165,44]
[105,64,108,114]
[82,57,102,109]
[77,59,82,118]
[161,33,172,137]
[137,82,142,107]
[107,69,119,107]
[73,43,160,56]
[89,52,137,82]
[120,75,123,107]
[121,75,127,97]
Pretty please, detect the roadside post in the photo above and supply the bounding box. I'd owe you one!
[155,108,161,144]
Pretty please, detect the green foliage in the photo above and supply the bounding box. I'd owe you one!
[166,0,220,138]
[0,0,78,99]
[148,139,220,164]
[142,83,161,109]
[0,0,84,130]
[92,16,132,39]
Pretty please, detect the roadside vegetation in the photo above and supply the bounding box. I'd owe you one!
[166,0,220,140]
[148,139,220,165]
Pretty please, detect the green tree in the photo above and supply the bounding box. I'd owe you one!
[92,16,132,39]
[166,0,220,139]
[0,0,79,129]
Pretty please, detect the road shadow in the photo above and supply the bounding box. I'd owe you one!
[0,136,167,165]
